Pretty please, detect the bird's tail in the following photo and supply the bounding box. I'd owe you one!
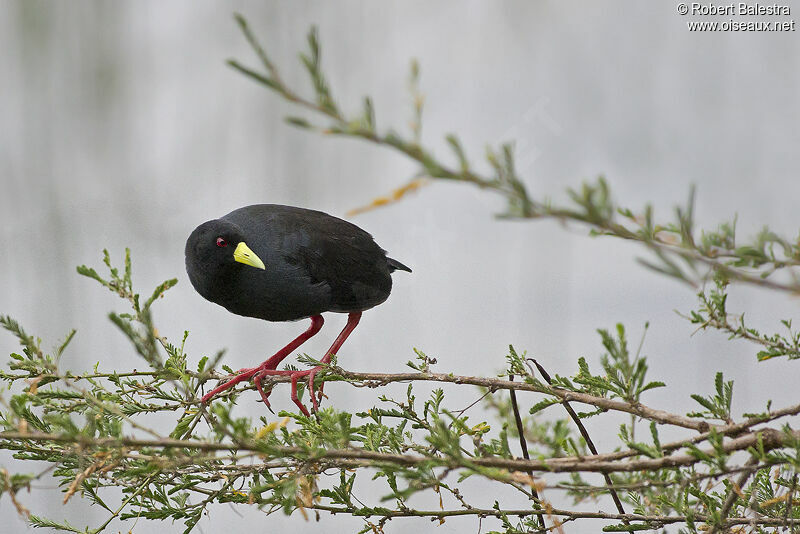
[387,257,412,273]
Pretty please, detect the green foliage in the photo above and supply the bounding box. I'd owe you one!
[689,372,734,424]
[590,324,666,404]
[76,249,178,372]
[5,249,797,532]
[686,276,800,361]
[523,325,664,420]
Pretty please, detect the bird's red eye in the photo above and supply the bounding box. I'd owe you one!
[216,237,227,247]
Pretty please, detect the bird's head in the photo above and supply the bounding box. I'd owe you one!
[185,219,266,293]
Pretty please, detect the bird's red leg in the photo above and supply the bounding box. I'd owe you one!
[260,315,325,370]
[201,315,324,404]
[307,312,361,412]
[255,312,362,415]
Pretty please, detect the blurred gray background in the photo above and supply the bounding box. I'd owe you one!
[2,1,799,532]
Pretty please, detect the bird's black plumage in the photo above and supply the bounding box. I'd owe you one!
[185,204,410,322]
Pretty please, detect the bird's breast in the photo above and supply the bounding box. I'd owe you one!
[217,265,332,322]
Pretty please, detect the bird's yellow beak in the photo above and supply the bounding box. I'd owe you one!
[233,242,266,270]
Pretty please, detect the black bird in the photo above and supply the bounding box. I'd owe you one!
[185,204,410,415]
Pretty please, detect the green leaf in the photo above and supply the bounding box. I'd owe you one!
[143,278,178,311]
[29,516,86,533]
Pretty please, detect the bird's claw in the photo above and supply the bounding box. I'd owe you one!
[253,371,275,413]
[248,366,326,417]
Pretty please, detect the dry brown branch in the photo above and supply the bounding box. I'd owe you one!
[1,426,795,475]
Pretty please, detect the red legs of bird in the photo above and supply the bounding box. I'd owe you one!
[303,311,361,412]
[200,315,324,405]
[255,312,362,416]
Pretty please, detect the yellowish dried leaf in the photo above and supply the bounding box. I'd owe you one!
[25,375,44,395]
[255,416,290,439]
[656,232,680,245]
[347,178,430,216]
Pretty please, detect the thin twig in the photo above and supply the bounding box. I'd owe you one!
[530,360,631,532]
[509,374,546,532]
[309,503,800,528]
[713,455,759,533]
[786,472,799,530]
[92,473,156,534]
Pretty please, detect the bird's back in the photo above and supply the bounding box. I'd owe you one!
[222,204,407,319]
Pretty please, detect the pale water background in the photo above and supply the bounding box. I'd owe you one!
[2,2,800,533]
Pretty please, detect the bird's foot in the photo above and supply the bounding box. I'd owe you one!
[253,366,327,417]
[200,366,262,404]
[200,364,325,417]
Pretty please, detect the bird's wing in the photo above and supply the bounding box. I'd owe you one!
[278,210,393,311]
